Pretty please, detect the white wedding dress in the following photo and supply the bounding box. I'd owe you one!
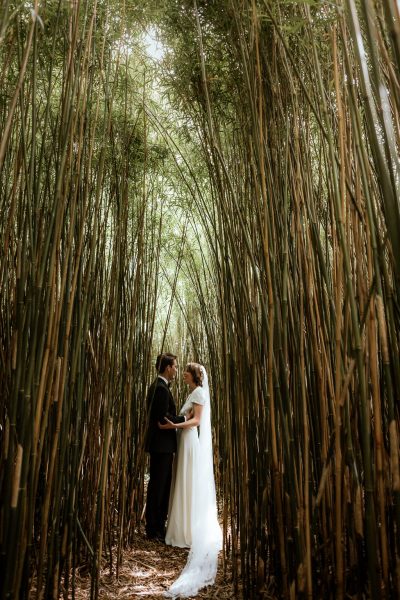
[165,386,204,548]
[164,367,222,598]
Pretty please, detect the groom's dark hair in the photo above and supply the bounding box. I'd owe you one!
[156,353,177,373]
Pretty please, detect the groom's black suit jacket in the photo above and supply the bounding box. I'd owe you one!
[145,377,185,453]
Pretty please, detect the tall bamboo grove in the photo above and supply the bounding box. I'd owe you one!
[166,0,400,597]
[0,2,166,598]
[2,0,400,599]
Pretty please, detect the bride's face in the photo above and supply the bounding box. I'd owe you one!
[183,369,194,386]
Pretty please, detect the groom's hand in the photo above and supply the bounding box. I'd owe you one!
[158,417,175,429]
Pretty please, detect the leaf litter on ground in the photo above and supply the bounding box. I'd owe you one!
[71,531,241,599]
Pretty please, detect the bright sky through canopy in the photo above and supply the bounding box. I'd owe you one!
[144,26,165,61]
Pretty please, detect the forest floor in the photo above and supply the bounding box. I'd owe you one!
[73,531,240,599]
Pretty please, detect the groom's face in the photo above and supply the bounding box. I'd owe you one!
[167,359,178,382]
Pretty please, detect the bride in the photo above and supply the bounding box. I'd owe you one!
[158,363,222,597]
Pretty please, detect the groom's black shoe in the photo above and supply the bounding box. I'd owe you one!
[146,530,165,543]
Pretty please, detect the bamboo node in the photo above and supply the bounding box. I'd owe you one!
[11,444,23,508]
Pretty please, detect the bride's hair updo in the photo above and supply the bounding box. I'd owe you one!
[185,363,203,387]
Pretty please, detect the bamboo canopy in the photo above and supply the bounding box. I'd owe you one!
[1,0,400,598]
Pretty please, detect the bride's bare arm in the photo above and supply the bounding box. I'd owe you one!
[158,403,203,429]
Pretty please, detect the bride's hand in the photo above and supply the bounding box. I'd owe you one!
[158,418,175,429]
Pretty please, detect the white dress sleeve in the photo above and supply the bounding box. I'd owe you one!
[191,387,206,406]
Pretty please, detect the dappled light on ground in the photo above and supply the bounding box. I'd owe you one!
[72,532,241,599]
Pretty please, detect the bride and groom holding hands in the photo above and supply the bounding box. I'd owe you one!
[144,352,222,597]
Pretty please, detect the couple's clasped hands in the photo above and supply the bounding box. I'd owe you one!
[158,418,176,430]
[158,409,194,430]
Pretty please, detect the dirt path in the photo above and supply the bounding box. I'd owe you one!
[73,532,238,599]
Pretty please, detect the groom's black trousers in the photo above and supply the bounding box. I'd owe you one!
[145,452,173,538]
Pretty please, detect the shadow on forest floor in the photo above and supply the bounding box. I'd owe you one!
[72,531,241,599]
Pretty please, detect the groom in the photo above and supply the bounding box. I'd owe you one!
[144,353,186,541]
